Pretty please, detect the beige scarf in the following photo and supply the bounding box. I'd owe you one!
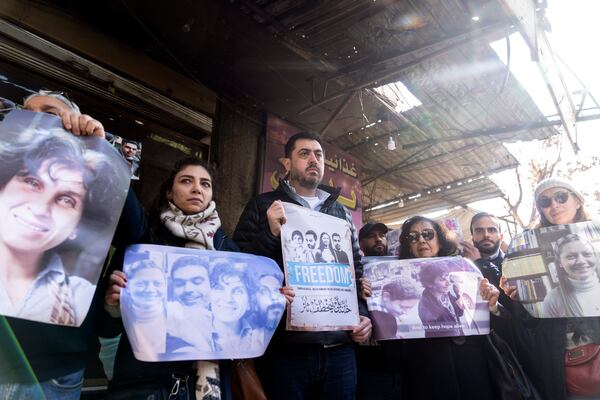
[160,201,221,250]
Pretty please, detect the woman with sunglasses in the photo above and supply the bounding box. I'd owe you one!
[498,177,600,400]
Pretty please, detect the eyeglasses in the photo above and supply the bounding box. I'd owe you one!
[407,229,436,244]
[537,191,571,209]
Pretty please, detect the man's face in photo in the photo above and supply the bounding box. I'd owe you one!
[471,216,502,257]
[122,142,138,160]
[172,264,210,308]
[305,233,316,250]
[293,233,303,246]
[332,234,342,251]
[256,275,285,329]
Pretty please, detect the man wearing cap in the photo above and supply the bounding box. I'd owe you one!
[356,221,394,400]
[359,222,389,256]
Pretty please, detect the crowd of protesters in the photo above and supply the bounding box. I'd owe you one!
[0,90,598,400]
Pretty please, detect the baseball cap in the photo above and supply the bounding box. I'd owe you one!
[359,222,389,241]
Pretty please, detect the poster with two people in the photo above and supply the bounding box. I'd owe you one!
[363,256,490,340]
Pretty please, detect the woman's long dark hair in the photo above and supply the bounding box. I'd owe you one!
[399,216,457,259]
[318,232,332,251]
[148,157,216,229]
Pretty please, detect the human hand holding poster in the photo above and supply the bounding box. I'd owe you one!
[0,110,130,326]
[503,221,600,318]
[280,202,360,331]
[363,256,490,340]
[120,244,286,361]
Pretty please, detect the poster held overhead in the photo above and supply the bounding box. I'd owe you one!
[281,202,360,331]
[0,110,130,326]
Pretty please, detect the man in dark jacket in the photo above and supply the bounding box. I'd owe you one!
[233,131,371,400]
[470,212,505,272]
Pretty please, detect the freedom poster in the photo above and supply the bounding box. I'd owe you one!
[261,114,363,228]
[0,110,130,326]
[503,221,600,318]
[121,245,286,361]
[281,203,360,331]
[363,256,490,340]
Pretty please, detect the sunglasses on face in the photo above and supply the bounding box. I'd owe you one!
[408,229,436,244]
[537,191,571,209]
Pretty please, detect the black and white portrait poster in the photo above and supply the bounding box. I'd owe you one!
[363,256,489,340]
[281,203,360,331]
[107,134,141,180]
[503,221,600,318]
[120,244,286,361]
[0,110,130,326]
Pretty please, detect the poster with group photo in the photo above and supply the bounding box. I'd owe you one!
[503,221,600,318]
[281,203,360,331]
[121,244,286,362]
[363,256,489,340]
[0,110,131,326]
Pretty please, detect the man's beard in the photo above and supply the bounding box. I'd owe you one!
[290,168,321,189]
[365,245,387,256]
[260,303,285,329]
[474,239,500,256]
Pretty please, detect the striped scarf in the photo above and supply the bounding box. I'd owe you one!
[48,273,76,325]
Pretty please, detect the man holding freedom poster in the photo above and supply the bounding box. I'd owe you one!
[234,131,370,400]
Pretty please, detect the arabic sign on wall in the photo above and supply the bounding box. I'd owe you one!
[281,203,360,331]
[261,114,363,228]
[503,221,600,318]
[363,256,489,340]
[121,245,286,361]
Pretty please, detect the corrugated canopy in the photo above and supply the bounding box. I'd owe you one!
[40,0,560,223]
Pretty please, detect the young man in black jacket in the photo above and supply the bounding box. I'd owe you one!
[233,131,371,400]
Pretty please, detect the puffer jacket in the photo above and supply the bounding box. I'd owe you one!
[233,180,368,347]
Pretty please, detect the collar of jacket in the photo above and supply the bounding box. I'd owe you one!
[276,179,341,207]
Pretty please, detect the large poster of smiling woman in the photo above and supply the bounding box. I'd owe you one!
[503,221,600,318]
[281,202,360,331]
[121,244,286,361]
[0,110,130,326]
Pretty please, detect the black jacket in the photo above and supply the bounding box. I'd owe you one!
[233,180,367,347]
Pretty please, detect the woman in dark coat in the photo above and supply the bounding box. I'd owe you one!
[105,158,240,400]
